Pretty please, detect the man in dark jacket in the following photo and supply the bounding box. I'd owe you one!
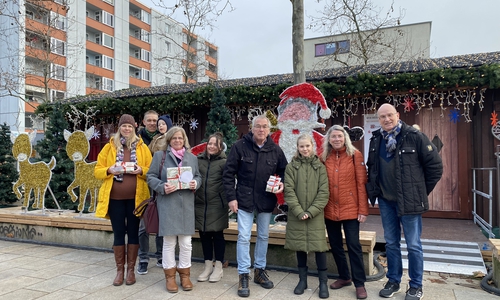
[136,110,163,275]
[366,104,443,300]
[223,115,287,298]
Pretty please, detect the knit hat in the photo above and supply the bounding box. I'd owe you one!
[118,114,136,127]
[158,114,173,131]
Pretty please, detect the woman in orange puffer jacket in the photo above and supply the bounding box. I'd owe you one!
[321,125,369,300]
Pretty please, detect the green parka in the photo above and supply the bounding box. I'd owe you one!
[284,154,329,252]
[195,151,229,232]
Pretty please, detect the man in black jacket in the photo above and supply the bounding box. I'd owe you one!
[223,115,287,297]
[366,104,443,300]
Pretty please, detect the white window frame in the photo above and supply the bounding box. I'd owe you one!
[141,49,151,62]
[51,64,66,81]
[141,11,151,24]
[102,78,114,91]
[50,38,66,56]
[102,55,114,70]
[95,33,101,44]
[102,33,114,49]
[95,11,100,22]
[102,11,114,27]
[164,77,171,84]
[50,11,66,31]
[94,55,101,67]
[140,29,150,43]
[134,49,140,59]
[102,0,114,5]
[141,69,150,82]
[50,90,65,101]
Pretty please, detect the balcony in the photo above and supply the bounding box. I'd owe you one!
[86,16,114,36]
[86,40,114,57]
[129,77,150,88]
[86,64,114,79]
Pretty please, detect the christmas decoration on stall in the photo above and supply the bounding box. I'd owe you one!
[11,131,56,210]
[35,103,75,210]
[491,111,498,126]
[0,123,19,204]
[449,108,461,123]
[64,126,103,213]
[271,82,332,162]
[491,111,500,141]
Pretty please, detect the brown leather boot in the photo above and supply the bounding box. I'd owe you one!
[177,267,193,291]
[125,244,139,285]
[112,245,125,286]
[164,268,178,293]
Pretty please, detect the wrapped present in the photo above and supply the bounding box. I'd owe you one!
[266,175,281,193]
[166,166,193,190]
[112,162,135,174]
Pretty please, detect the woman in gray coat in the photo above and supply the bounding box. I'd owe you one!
[147,127,201,293]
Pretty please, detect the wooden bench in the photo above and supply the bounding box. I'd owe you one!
[193,221,377,275]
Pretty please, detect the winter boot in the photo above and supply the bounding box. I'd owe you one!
[164,268,178,293]
[197,260,213,282]
[294,266,308,295]
[177,267,193,291]
[238,273,250,297]
[254,268,273,289]
[318,269,329,299]
[112,245,125,286]
[209,260,223,282]
[125,244,139,285]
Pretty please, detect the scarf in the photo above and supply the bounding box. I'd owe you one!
[381,120,402,158]
[144,130,158,141]
[114,137,137,182]
[171,147,186,167]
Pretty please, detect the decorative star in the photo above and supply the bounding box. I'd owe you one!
[449,109,460,123]
[403,96,415,112]
[190,119,199,131]
[491,111,498,126]
[91,129,101,140]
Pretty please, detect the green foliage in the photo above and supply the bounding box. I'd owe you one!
[0,123,19,204]
[34,103,75,210]
[205,87,239,151]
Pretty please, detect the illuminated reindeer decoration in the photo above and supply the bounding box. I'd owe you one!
[11,131,56,209]
[64,126,103,213]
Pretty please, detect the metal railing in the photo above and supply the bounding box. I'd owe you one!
[471,167,496,238]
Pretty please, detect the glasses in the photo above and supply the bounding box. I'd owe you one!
[253,125,270,129]
[171,137,184,140]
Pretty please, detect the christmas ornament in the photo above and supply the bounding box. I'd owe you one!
[189,118,199,131]
[403,96,415,112]
[449,109,460,123]
[491,111,498,127]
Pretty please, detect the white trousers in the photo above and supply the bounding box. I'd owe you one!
[162,235,192,269]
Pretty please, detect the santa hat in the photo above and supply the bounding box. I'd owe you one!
[279,83,331,119]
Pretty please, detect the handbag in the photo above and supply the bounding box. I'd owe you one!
[136,151,166,234]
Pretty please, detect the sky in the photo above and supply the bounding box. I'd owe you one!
[144,0,500,80]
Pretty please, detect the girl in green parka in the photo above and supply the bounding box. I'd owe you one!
[284,134,330,299]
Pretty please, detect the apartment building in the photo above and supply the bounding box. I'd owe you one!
[304,22,431,71]
[0,0,218,133]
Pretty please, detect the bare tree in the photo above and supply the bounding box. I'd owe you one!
[307,0,420,69]
[150,0,233,83]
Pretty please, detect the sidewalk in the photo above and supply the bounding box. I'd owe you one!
[0,239,497,300]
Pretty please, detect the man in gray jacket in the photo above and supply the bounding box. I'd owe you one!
[366,104,443,300]
[223,115,287,297]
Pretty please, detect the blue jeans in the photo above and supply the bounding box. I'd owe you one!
[378,198,423,288]
[236,209,272,274]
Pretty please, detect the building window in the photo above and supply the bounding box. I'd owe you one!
[141,11,151,25]
[141,49,151,62]
[50,38,66,56]
[103,33,114,48]
[165,41,171,52]
[102,78,114,91]
[164,77,171,84]
[141,69,150,82]
[165,24,171,34]
[140,29,150,43]
[51,64,65,81]
[102,11,114,27]
[102,0,114,4]
[50,11,66,31]
[51,90,65,101]
[102,55,114,70]
[315,40,350,57]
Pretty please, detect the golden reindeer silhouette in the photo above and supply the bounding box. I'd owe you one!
[11,131,56,209]
[64,126,103,213]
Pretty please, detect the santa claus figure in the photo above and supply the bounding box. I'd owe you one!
[271,82,331,162]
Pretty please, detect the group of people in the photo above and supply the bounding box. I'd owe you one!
[94,103,442,300]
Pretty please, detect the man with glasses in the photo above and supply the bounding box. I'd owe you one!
[366,104,442,300]
[223,114,288,298]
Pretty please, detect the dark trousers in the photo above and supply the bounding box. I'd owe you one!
[325,218,366,287]
[108,199,140,246]
[296,251,327,270]
[199,230,225,262]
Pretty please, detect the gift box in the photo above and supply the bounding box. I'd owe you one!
[266,175,281,193]
[112,162,135,174]
[166,166,193,190]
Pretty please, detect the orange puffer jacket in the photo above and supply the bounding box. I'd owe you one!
[323,148,369,221]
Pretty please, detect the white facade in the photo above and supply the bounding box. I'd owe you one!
[0,0,218,132]
[304,22,432,71]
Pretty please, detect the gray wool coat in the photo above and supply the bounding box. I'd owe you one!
[147,146,201,236]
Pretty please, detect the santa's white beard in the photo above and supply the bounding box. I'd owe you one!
[277,121,320,162]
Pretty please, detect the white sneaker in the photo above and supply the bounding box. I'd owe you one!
[197,260,213,282]
[209,261,223,282]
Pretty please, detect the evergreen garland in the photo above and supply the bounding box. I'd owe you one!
[0,123,19,204]
[205,87,238,151]
[34,103,75,210]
